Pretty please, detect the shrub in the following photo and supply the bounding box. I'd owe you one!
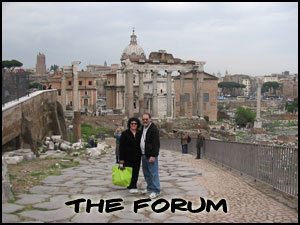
[235,106,256,127]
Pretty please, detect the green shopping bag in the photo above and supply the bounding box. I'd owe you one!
[112,165,133,187]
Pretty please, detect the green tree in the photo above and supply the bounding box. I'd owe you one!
[218,82,246,96]
[2,59,23,70]
[29,82,43,90]
[50,64,59,72]
[285,98,298,113]
[235,106,256,127]
[261,82,280,95]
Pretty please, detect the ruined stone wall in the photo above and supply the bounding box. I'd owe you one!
[174,75,218,121]
[2,90,67,153]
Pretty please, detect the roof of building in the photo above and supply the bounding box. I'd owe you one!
[174,71,218,80]
[121,29,146,61]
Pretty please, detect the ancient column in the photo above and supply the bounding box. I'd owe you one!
[166,70,172,118]
[124,69,128,115]
[152,70,158,118]
[256,80,261,119]
[127,69,134,118]
[73,111,82,142]
[197,61,205,119]
[179,70,185,117]
[72,61,81,112]
[138,70,144,116]
[192,70,198,117]
[254,79,262,128]
[61,73,66,110]
[72,61,81,143]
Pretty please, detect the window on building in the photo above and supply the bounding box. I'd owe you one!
[68,81,72,86]
[70,101,72,106]
[89,81,92,85]
[79,81,82,86]
[84,99,88,106]
[85,90,88,95]
[58,90,61,96]
[204,93,209,102]
[184,93,190,102]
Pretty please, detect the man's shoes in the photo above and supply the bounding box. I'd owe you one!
[195,157,200,159]
[141,189,150,194]
[129,189,139,194]
[149,192,160,199]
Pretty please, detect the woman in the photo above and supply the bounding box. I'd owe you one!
[119,117,142,193]
[114,127,122,163]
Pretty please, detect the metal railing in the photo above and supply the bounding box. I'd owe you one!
[160,138,298,198]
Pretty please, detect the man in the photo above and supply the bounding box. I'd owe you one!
[196,129,205,159]
[140,113,161,199]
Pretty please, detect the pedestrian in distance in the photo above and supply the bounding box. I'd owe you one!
[196,129,205,159]
[181,131,189,154]
[114,127,122,163]
[140,113,161,199]
[119,117,142,194]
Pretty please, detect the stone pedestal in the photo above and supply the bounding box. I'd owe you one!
[254,119,262,128]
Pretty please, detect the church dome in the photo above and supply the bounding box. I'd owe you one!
[121,29,146,61]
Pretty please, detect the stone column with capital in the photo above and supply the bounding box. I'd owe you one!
[152,70,158,118]
[72,61,81,112]
[166,70,172,118]
[197,61,205,119]
[192,70,198,117]
[124,70,128,116]
[254,79,262,128]
[127,69,134,118]
[179,70,185,117]
[61,73,66,111]
[138,70,144,116]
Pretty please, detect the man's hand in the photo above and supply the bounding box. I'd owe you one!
[149,157,155,163]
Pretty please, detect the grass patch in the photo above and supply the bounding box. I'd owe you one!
[31,172,46,177]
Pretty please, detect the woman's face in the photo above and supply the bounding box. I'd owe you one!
[130,121,138,130]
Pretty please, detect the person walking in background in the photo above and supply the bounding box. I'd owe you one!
[196,129,205,159]
[181,131,189,154]
[140,113,161,199]
[119,117,142,194]
[114,127,122,163]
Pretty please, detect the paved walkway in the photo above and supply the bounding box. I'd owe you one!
[2,148,298,223]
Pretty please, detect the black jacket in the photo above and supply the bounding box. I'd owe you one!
[119,129,142,161]
[141,123,160,157]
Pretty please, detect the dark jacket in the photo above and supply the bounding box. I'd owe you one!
[119,129,142,161]
[196,134,205,148]
[141,123,160,157]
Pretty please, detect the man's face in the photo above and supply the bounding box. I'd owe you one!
[142,115,151,127]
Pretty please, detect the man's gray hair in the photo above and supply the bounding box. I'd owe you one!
[142,113,152,118]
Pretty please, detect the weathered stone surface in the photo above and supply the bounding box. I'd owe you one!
[15,195,50,205]
[4,155,24,164]
[29,186,59,194]
[33,195,70,210]
[2,213,20,223]
[71,211,111,223]
[2,203,24,213]
[19,207,75,222]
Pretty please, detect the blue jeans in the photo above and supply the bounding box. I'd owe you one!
[182,144,188,154]
[142,155,160,194]
[196,147,202,159]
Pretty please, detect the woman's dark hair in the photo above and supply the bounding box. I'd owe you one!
[127,117,141,129]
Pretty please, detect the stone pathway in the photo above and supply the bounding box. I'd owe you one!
[2,148,298,223]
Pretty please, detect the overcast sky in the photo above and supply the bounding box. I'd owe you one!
[2,2,298,76]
